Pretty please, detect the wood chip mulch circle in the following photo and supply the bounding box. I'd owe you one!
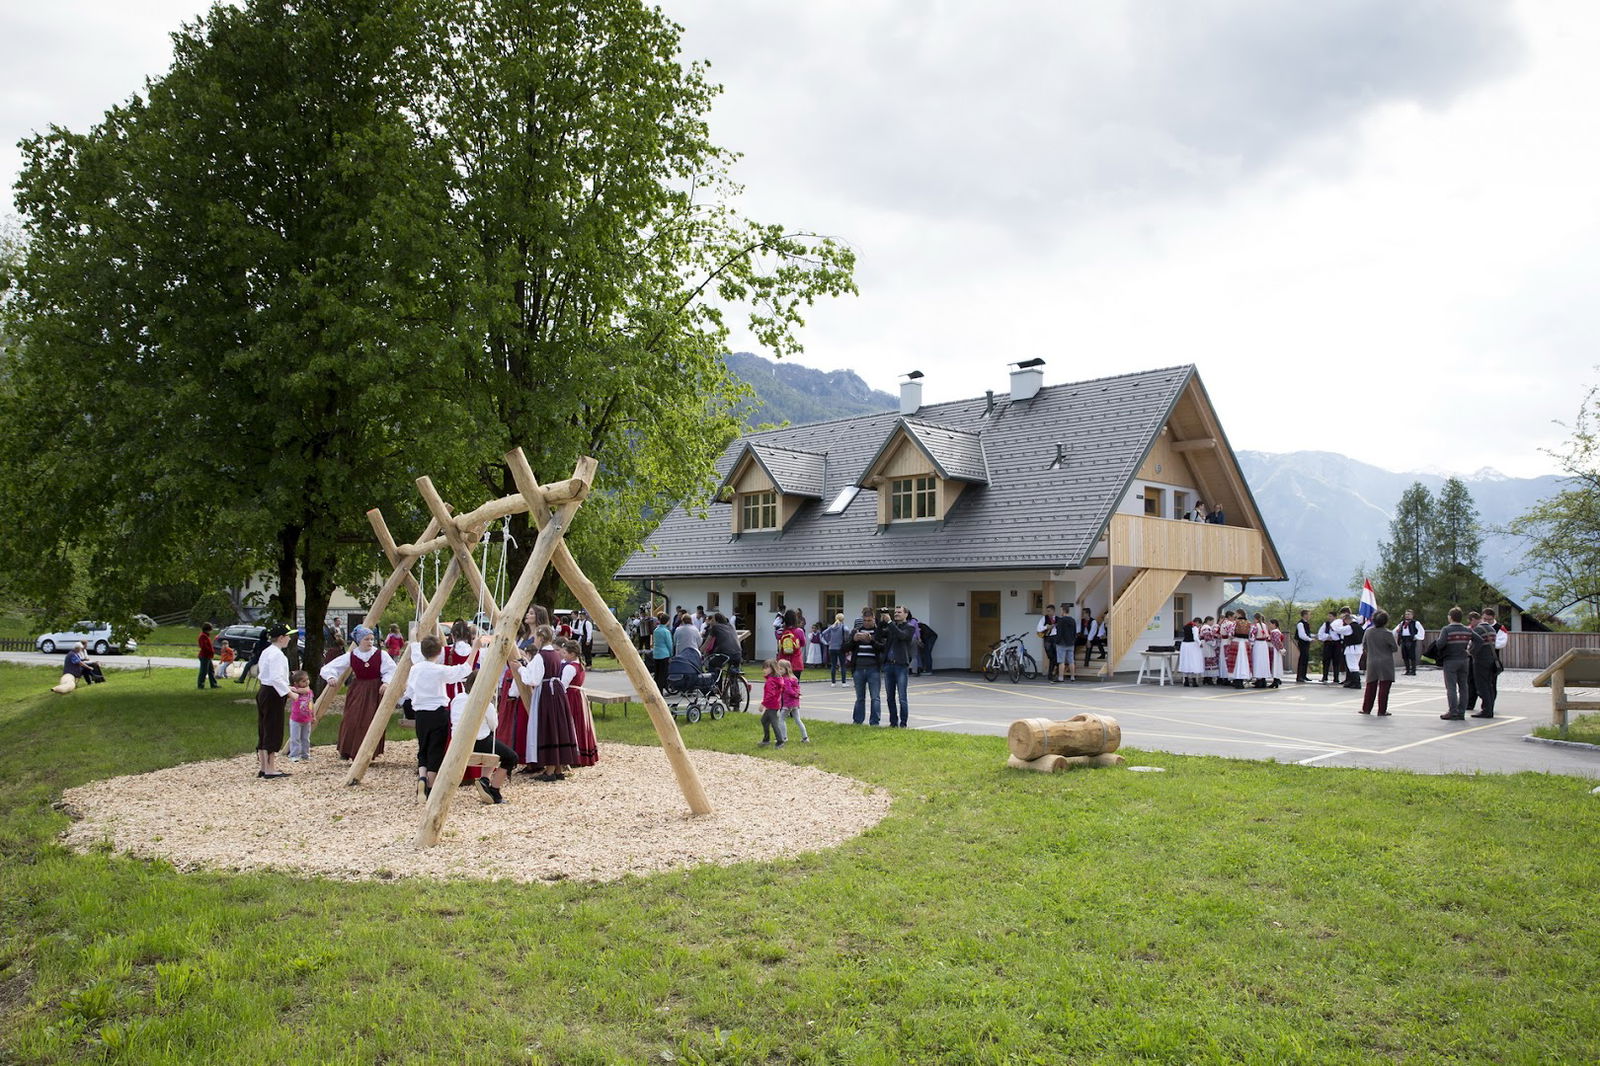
[57,741,891,884]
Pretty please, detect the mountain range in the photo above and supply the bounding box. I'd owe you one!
[723,352,1563,606]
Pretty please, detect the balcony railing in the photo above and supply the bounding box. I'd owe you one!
[1110,513,1270,577]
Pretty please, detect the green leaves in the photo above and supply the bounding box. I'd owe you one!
[0,0,855,630]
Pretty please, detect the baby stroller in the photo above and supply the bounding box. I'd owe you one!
[663,648,727,723]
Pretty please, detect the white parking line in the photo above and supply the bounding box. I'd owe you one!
[1297,751,1348,765]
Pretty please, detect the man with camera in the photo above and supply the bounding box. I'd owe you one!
[882,605,919,728]
[850,605,887,726]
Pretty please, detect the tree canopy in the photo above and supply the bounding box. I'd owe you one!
[0,0,855,655]
[1503,386,1600,628]
[1372,477,1485,624]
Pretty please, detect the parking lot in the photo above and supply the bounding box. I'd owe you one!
[713,668,1600,779]
[9,651,1596,780]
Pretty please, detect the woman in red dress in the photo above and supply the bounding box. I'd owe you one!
[320,627,396,760]
[559,639,599,767]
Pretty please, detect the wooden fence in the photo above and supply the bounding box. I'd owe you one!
[0,638,38,653]
[1502,632,1600,671]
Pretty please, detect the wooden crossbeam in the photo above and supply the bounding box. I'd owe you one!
[415,455,598,847]
[505,447,711,819]
[344,550,465,786]
[302,513,438,735]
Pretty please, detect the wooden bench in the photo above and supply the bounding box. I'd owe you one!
[1530,648,1600,735]
[586,692,632,719]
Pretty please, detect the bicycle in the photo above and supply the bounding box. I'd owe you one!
[982,634,1038,683]
[717,660,753,713]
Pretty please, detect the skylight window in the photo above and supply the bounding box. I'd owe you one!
[824,486,860,514]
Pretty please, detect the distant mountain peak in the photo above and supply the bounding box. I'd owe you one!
[723,351,896,428]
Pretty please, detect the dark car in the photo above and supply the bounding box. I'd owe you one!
[213,624,305,663]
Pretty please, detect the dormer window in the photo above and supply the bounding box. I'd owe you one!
[716,442,825,536]
[890,476,938,521]
[741,491,778,531]
[857,417,990,528]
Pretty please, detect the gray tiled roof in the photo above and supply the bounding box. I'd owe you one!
[744,443,826,498]
[619,365,1196,578]
[864,416,985,483]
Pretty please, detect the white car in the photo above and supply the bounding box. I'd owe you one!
[35,621,137,656]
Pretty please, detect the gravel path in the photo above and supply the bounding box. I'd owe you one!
[58,741,891,884]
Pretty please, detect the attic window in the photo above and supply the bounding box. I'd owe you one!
[824,485,860,515]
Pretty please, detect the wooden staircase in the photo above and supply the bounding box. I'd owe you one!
[1098,567,1185,677]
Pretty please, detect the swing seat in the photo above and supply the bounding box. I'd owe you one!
[466,752,501,769]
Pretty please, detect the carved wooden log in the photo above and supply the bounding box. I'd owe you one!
[1006,752,1127,772]
[1007,714,1122,761]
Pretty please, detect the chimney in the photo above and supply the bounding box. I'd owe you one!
[899,371,924,416]
[1010,357,1046,403]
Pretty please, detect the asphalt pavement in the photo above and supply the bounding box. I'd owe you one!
[9,652,1596,780]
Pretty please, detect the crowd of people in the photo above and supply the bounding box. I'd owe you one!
[231,590,1515,779]
[247,607,601,799]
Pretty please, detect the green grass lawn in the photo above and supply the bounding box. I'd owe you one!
[2,663,1598,1064]
[1534,712,1600,747]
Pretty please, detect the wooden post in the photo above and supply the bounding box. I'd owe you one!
[1552,669,1567,735]
[505,447,712,817]
[303,513,437,736]
[414,457,595,848]
[344,552,465,786]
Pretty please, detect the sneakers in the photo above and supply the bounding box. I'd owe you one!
[774,741,786,748]
[758,740,772,747]
[476,778,504,804]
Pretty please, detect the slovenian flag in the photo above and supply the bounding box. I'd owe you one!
[1359,579,1377,622]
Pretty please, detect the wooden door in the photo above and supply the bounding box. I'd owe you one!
[969,591,1001,671]
[734,592,757,661]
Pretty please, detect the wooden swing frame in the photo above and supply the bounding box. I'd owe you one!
[316,448,710,848]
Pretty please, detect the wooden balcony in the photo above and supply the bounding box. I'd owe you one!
[1109,513,1273,578]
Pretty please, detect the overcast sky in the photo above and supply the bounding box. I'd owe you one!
[4,0,1595,478]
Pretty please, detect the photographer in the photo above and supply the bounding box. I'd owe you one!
[882,606,918,728]
[849,605,886,725]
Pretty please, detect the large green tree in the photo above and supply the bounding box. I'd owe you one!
[0,0,478,667]
[0,0,855,647]
[1503,386,1600,627]
[425,0,856,602]
[1430,477,1483,610]
[1375,482,1436,613]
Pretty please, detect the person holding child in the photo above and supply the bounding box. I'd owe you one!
[759,659,789,748]
[320,625,397,761]
[286,670,315,761]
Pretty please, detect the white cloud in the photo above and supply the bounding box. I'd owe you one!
[2,0,1592,478]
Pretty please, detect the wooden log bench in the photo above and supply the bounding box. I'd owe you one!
[586,692,632,719]
[1531,648,1600,736]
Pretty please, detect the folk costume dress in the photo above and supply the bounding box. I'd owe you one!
[1178,622,1205,680]
[1249,622,1273,680]
[1226,619,1253,683]
[1269,628,1286,682]
[1200,621,1220,680]
[495,664,532,765]
[322,645,398,760]
[561,660,600,767]
[520,645,579,770]
[1218,618,1240,678]
[444,639,482,780]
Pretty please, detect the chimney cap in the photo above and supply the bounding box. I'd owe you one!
[903,369,924,380]
[1010,357,1046,369]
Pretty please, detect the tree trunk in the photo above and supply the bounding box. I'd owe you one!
[300,531,336,695]
[275,525,301,673]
